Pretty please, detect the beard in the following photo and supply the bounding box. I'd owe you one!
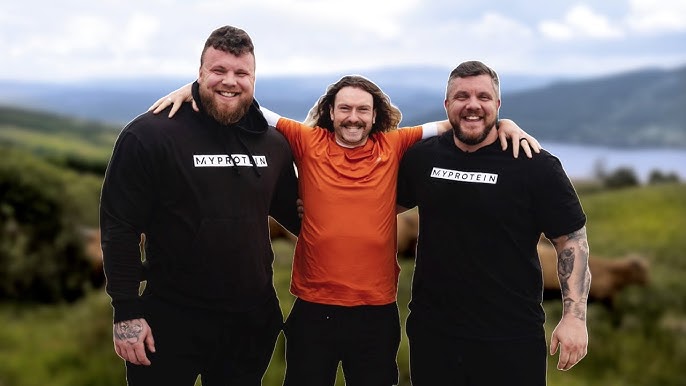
[199,87,251,126]
[451,116,498,146]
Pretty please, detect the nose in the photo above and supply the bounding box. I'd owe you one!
[221,72,238,86]
[347,110,363,123]
[465,96,480,109]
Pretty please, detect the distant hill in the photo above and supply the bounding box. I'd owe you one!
[418,65,686,148]
[0,65,561,125]
[0,105,118,171]
[0,64,684,148]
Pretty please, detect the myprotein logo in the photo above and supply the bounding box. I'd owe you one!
[430,167,498,184]
[193,154,268,167]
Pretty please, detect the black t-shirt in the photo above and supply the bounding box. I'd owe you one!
[397,131,586,340]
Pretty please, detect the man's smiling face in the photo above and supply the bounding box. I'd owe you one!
[198,46,256,125]
[445,74,501,146]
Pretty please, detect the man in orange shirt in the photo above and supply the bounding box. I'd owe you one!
[152,74,539,385]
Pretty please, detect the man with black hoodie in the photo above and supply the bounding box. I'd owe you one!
[99,25,300,385]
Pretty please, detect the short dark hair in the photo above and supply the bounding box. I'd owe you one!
[447,61,500,98]
[304,75,402,134]
[201,25,254,65]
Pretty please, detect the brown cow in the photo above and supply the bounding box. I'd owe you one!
[391,211,650,310]
[538,240,649,309]
[81,227,105,288]
[397,208,419,257]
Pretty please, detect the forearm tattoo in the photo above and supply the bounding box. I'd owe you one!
[114,320,144,343]
[558,248,574,294]
[553,228,590,321]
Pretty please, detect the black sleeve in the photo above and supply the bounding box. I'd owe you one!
[397,149,417,209]
[532,155,586,239]
[100,127,155,323]
[268,159,301,237]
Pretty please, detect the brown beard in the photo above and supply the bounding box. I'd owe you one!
[451,117,497,146]
[199,87,251,126]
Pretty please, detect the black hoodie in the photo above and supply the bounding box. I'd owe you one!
[100,82,300,322]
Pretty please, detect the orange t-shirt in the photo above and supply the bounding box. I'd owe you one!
[276,118,423,306]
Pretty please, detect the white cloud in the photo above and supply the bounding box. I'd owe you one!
[625,0,686,33]
[121,13,161,53]
[539,21,574,40]
[539,4,624,41]
[196,0,418,39]
[6,14,113,59]
[0,0,684,82]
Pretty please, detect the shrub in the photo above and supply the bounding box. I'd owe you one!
[0,147,95,302]
[602,167,640,189]
[648,169,680,185]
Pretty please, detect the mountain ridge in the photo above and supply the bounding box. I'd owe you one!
[1,64,684,148]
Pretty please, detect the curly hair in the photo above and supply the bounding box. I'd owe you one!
[201,25,254,65]
[303,75,402,134]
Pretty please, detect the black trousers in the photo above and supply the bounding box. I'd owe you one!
[407,311,547,386]
[125,293,282,386]
[283,298,401,386]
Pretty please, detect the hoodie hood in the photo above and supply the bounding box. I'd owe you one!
[192,80,268,135]
[192,81,267,177]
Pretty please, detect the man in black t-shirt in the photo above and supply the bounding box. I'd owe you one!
[397,61,591,386]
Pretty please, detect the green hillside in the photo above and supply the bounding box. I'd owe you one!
[1,103,684,385]
[0,105,119,173]
[0,183,684,386]
[417,65,686,148]
[501,66,686,148]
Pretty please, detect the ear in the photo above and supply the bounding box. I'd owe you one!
[330,106,335,121]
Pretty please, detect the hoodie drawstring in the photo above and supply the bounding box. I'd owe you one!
[236,132,261,177]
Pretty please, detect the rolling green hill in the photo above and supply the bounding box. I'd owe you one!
[417,65,686,148]
[0,183,684,386]
[0,105,119,172]
[500,66,686,148]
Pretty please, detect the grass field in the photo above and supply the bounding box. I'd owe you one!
[1,183,684,386]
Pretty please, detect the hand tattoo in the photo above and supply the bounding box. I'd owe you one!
[114,320,144,343]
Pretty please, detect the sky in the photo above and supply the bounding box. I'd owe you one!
[1,0,685,83]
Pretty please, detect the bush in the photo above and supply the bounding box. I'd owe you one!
[602,167,640,189]
[0,147,96,302]
[648,169,680,185]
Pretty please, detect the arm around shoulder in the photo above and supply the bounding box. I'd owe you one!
[260,106,282,127]
[497,119,541,158]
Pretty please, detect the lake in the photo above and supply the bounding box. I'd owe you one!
[543,143,686,183]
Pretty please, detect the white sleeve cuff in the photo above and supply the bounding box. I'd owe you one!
[421,122,439,139]
[260,106,281,126]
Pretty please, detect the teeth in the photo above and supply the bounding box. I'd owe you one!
[464,116,481,121]
[219,91,237,97]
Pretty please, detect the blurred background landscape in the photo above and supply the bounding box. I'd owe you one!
[1,0,685,385]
